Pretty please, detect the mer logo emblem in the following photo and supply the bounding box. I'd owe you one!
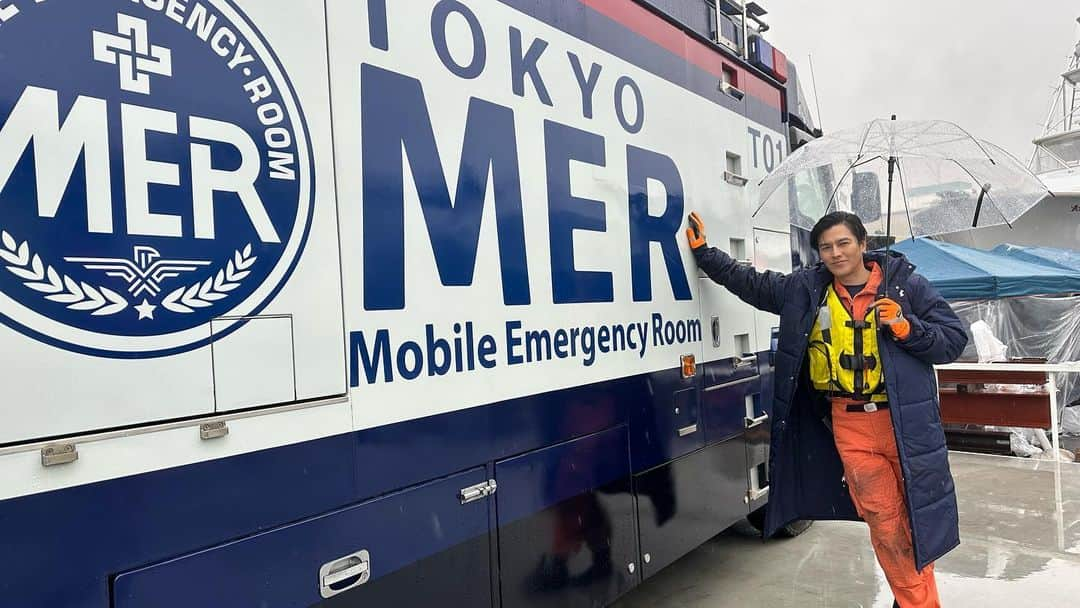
[0,1,314,358]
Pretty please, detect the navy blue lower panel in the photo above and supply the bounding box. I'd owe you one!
[312,532,493,608]
[497,485,638,606]
[113,468,492,608]
[0,433,359,608]
[636,437,749,578]
[0,362,761,607]
[495,426,638,607]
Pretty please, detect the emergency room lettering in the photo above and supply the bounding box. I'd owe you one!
[360,0,692,311]
[0,0,313,356]
[349,314,702,386]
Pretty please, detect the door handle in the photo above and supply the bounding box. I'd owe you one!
[319,550,370,598]
[677,424,699,437]
[745,413,769,429]
[744,486,770,504]
[734,354,757,370]
[324,562,368,587]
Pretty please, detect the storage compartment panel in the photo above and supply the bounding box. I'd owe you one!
[114,468,492,608]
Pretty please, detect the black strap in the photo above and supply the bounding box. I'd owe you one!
[825,381,886,400]
[839,354,877,371]
[852,319,864,395]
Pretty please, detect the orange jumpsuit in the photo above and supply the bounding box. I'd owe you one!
[830,266,941,608]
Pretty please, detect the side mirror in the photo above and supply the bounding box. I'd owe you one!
[851,171,882,223]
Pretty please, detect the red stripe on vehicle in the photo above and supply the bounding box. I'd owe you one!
[579,0,782,110]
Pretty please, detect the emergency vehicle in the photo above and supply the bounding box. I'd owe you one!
[0,0,817,605]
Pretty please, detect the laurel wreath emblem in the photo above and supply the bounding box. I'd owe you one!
[161,244,257,314]
[1,232,256,319]
[1,231,128,316]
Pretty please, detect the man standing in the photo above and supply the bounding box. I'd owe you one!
[687,210,967,608]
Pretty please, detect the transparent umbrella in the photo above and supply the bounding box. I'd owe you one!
[754,118,1052,277]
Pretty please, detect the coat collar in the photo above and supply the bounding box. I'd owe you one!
[807,250,915,304]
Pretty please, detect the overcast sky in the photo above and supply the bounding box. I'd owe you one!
[764,0,1079,162]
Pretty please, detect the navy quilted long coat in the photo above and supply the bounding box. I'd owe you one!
[694,247,968,570]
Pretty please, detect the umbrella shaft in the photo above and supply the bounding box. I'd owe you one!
[886,156,896,239]
[883,156,897,292]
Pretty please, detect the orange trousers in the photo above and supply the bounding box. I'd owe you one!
[832,401,941,608]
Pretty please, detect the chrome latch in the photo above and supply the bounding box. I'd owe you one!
[723,170,748,187]
[319,550,370,598]
[199,421,229,440]
[677,424,699,437]
[744,486,769,504]
[40,443,78,467]
[744,413,769,429]
[459,479,497,504]
[733,354,757,370]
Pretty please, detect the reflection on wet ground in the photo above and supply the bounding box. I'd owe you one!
[614,451,1080,607]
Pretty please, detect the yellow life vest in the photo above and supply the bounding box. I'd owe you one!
[807,285,888,402]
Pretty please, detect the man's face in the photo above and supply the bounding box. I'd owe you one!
[817,224,867,279]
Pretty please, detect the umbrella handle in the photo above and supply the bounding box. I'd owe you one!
[972,187,987,228]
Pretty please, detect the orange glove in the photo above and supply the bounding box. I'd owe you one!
[871,298,911,340]
[685,212,707,250]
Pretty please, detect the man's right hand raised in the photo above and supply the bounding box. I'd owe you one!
[686,212,707,250]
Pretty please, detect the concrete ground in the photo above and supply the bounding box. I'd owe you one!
[613,451,1080,607]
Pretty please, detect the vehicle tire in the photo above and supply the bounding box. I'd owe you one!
[746,506,813,538]
[777,518,813,538]
[746,505,766,532]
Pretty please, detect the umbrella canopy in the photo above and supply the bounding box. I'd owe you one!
[889,238,1080,300]
[990,243,1080,273]
[756,119,1050,242]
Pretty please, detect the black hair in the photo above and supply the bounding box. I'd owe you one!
[810,211,867,249]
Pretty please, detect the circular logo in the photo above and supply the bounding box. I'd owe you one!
[0,0,314,357]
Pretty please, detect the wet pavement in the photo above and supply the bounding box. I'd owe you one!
[613,451,1080,607]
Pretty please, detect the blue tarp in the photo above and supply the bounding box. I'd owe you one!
[990,243,1080,273]
[888,238,1080,300]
